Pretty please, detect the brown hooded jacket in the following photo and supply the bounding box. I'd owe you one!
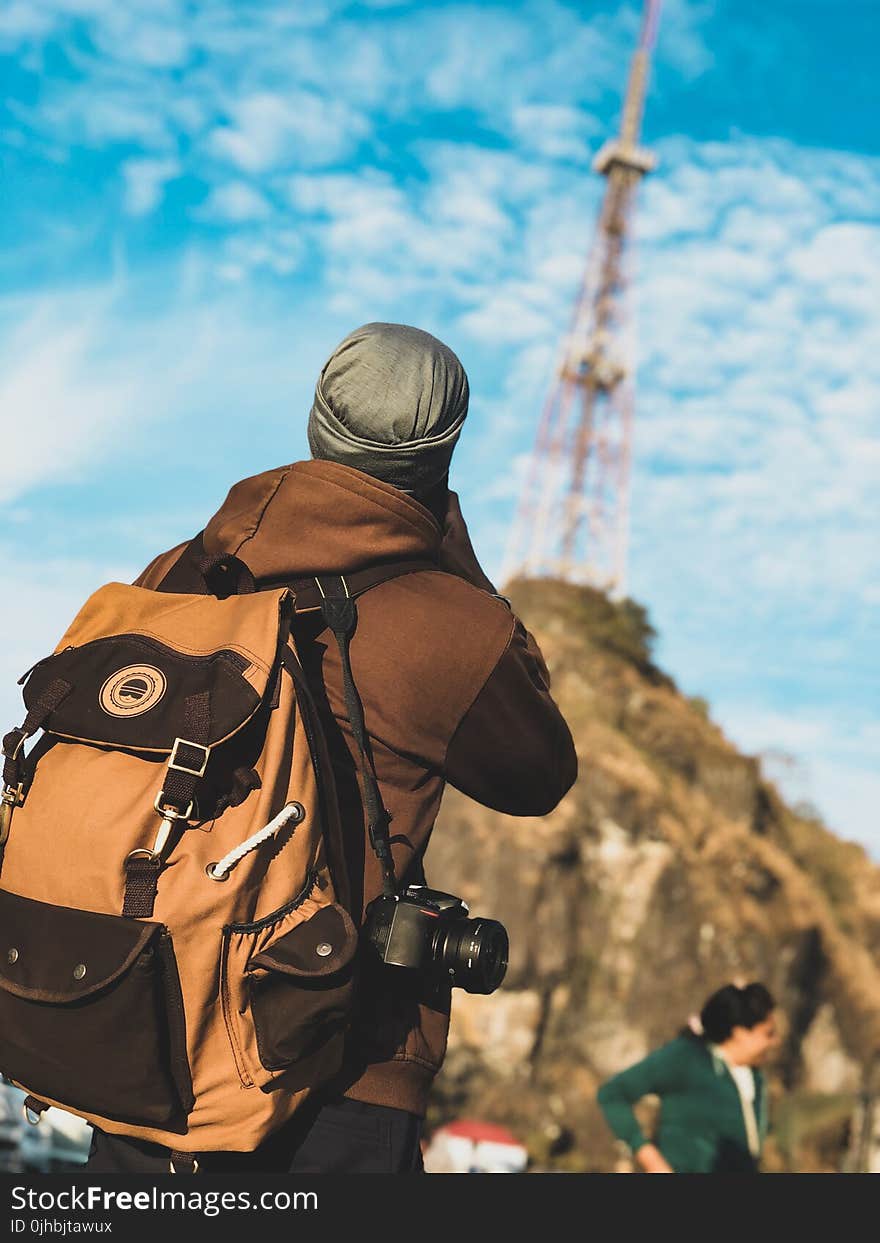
[134,458,577,1116]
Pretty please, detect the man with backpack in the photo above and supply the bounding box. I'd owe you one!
[2,322,576,1174]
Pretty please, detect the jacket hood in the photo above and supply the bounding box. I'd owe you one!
[201,459,442,579]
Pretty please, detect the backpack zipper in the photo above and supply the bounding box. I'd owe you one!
[17,649,73,685]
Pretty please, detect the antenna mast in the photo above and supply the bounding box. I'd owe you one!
[505,0,661,596]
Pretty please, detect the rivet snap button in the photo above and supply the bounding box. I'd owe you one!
[73,964,87,980]
[316,942,333,957]
[7,948,18,964]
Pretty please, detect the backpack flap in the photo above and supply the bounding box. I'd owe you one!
[0,888,156,1002]
[0,888,193,1128]
[19,582,293,756]
[246,903,358,1078]
[249,903,357,979]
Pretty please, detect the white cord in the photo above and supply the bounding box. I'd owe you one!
[206,801,304,881]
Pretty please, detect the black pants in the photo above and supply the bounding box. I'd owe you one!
[85,1097,424,1174]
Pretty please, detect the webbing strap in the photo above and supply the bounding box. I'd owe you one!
[158,532,435,606]
[159,693,212,811]
[168,1149,200,1174]
[122,693,211,919]
[2,678,71,789]
[283,560,437,612]
[121,854,163,919]
[316,576,397,898]
[1,683,70,877]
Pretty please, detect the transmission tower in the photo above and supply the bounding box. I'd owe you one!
[504,0,661,596]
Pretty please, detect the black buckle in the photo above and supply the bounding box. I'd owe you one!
[168,737,211,778]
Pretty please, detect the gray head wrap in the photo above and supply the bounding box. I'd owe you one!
[307,322,469,495]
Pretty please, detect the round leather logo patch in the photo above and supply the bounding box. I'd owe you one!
[99,665,166,717]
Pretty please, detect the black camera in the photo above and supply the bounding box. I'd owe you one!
[363,885,508,995]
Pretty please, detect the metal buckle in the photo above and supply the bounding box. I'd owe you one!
[152,792,194,822]
[1,782,25,808]
[124,847,159,865]
[168,737,210,778]
[23,1102,44,1127]
[0,785,24,848]
[126,806,191,864]
[131,795,195,861]
[125,793,195,868]
[314,575,350,600]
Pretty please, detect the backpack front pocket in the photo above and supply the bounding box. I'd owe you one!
[221,898,358,1092]
[0,888,193,1129]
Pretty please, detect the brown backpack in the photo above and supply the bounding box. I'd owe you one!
[0,541,429,1158]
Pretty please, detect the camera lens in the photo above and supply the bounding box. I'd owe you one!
[436,917,509,994]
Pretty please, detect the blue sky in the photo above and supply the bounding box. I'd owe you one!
[2,1,878,851]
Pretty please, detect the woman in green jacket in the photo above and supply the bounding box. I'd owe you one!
[597,983,779,1173]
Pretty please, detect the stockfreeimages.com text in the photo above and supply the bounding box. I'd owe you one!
[11,1186,317,1218]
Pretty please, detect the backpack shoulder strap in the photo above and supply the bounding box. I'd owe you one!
[155,532,435,609]
[286,560,437,614]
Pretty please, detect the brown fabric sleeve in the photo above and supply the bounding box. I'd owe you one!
[444,617,577,816]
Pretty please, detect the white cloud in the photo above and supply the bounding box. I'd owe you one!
[216,229,303,281]
[196,181,272,223]
[421,141,557,206]
[0,2,56,43]
[0,298,137,503]
[0,275,322,505]
[121,155,180,215]
[787,223,880,320]
[30,89,176,149]
[208,90,369,173]
[286,156,522,292]
[656,0,714,80]
[626,144,880,625]
[510,104,599,164]
[0,0,712,228]
[90,9,190,69]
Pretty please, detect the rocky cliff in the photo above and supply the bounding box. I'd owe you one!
[426,579,880,1172]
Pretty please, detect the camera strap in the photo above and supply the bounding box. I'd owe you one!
[315,574,398,899]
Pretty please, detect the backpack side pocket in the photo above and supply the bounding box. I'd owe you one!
[221,897,357,1093]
